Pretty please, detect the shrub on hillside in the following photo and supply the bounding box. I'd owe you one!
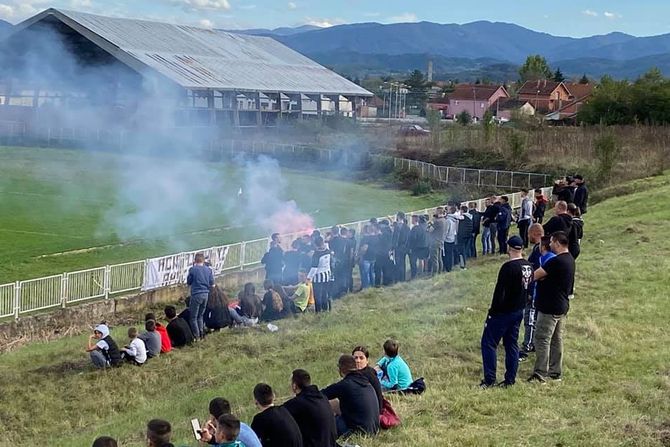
[594,133,621,185]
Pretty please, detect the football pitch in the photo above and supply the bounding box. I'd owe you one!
[0,146,441,283]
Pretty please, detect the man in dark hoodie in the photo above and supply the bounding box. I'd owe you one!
[164,305,194,348]
[482,197,500,255]
[573,174,589,215]
[408,215,430,279]
[321,355,380,437]
[284,369,337,447]
[392,212,411,282]
[496,196,513,255]
[567,203,584,260]
[374,220,395,286]
[146,419,174,447]
[261,233,284,285]
[543,201,573,237]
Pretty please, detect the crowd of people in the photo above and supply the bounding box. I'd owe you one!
[90,339,417,447]
[84,175,588,445]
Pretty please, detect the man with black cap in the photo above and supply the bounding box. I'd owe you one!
[479,235,533,388]
[573,175,589,215]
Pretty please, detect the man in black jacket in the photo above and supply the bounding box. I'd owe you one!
[251,384,303,447]
[392,212,411,282]
[543,201,573,236]
[164,305,194,348]
[468,202,482,258]
[261,233,284,284]
[284,369,337,447]
[573,175,589,215]
[482,197,500,255]
[479,236,533,388]
[321,355,380,437]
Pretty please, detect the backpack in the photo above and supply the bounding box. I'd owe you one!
[270,290,284,313]
[379,398,401,429]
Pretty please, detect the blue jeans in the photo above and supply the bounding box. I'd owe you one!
[482,227,491,254]
[443,242,455,272]
[189,293,208,338]
[359,260,375,289]
[481,310,523,385]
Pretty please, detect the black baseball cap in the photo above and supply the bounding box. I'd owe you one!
[507,236,524,250]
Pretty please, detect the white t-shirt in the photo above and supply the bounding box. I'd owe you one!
[125,338,147,364]
[95,340,109,351]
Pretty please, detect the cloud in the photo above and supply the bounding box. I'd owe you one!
[167,0,231,12]
[604,11,622,19]
[388,12,418,23]
[198,18,214,28]
[582,9,598,17]
[304,16,345,28]
[70,0,92,8]
[0,0,48,21]
[287,1,296,10]
[239,4,256,9]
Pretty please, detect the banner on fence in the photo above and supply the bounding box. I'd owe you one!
[142,246,229,291]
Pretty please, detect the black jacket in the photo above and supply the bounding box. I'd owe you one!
[262,246,284,280]
[543,213,573,236]
[482,203,500,227]
[101,335,122,366]
[166,317,195,347]
[408,223,429,250]
[470,210,482,235]
[283,385,337,447]
[360,366,384,415]
[321,371,380,435]
[574,184,589,214]
[392,222,411,252]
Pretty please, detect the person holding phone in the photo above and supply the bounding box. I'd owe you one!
[198,398,261,447]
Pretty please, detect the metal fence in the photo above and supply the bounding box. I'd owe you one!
[0,187,552,321]
[384,156,551,189]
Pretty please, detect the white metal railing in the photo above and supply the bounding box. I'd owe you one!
[0,187,552,320]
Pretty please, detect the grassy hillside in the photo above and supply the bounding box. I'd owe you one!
[0,146,442,283]
[0,172,669,446]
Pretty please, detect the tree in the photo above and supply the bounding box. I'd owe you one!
[579,74,590,84]
[519,55,552,82]
[456,110,472,126]
[553,68,565,82]
[404,69,429,111]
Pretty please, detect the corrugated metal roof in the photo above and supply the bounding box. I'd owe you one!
[19,9,372,96]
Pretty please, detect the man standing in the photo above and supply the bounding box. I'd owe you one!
[480,236,533,388]
[468,202,482,258]
[520,223,544,361]
[543,201,573,236]
[186,252,214,339]
[428,207,447,274]
[496,196,512,254]
[518,189,533,248]
[482,196,500,255]
[533,188,548,223]
[456,205,473,266]
[443,205,460,272]
[408,215,429,279]
[392,212,411,282]
[261,233,284,285]
[528,231,575,383]
[573,174,589,215]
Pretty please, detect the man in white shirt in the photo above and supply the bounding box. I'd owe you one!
[121,327,147,365]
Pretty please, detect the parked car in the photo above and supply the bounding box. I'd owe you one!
[398,124,431,137]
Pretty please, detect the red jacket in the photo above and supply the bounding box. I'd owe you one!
[155,323,172,353]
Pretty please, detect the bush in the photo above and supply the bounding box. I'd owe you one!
[506,131,527,165]
[456,111,472,126]
[371,156,395,175]
[594,133,621,185]
[412,178,433,195]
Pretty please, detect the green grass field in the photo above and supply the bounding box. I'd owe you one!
[1,171,668,446]
[0,146,442,283]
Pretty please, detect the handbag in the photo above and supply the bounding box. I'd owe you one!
[379,398,401,429]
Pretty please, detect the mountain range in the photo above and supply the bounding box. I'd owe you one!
[240,21,670,81]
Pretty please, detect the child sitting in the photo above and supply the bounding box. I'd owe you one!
[121,327,147,366]
[376,339,413,391]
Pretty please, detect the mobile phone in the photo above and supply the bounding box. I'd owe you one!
[191,418,202,441]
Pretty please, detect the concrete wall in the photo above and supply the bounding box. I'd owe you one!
[0,267,265,352]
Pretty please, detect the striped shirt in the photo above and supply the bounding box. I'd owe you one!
[308,248,332,283]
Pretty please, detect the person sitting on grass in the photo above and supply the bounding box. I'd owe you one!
[283,369,337,447]
[120,327,147,366]
[250,383,303,447]
[138,319,161,359]
[284,270,310,314]
[321,354,380,437]
[230,283,262,326]
[165,305,195,348]
[145,313,171,354]
[205,285,233,331]
[86,323,122,369]
[146,419,174,447]
[352,346,383,413]
[375,339,413,391]
[261,280,287,322]
[208,414,246,447]
[92,436,117,447]
[199,398,261,447]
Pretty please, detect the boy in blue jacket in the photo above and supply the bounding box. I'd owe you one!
[376,339,413,391]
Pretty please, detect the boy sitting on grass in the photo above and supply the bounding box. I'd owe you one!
[208,414,246,447]
[120,327,147,366]
[376,339,413,391]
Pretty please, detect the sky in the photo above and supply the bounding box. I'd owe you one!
[1,0,669,37]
